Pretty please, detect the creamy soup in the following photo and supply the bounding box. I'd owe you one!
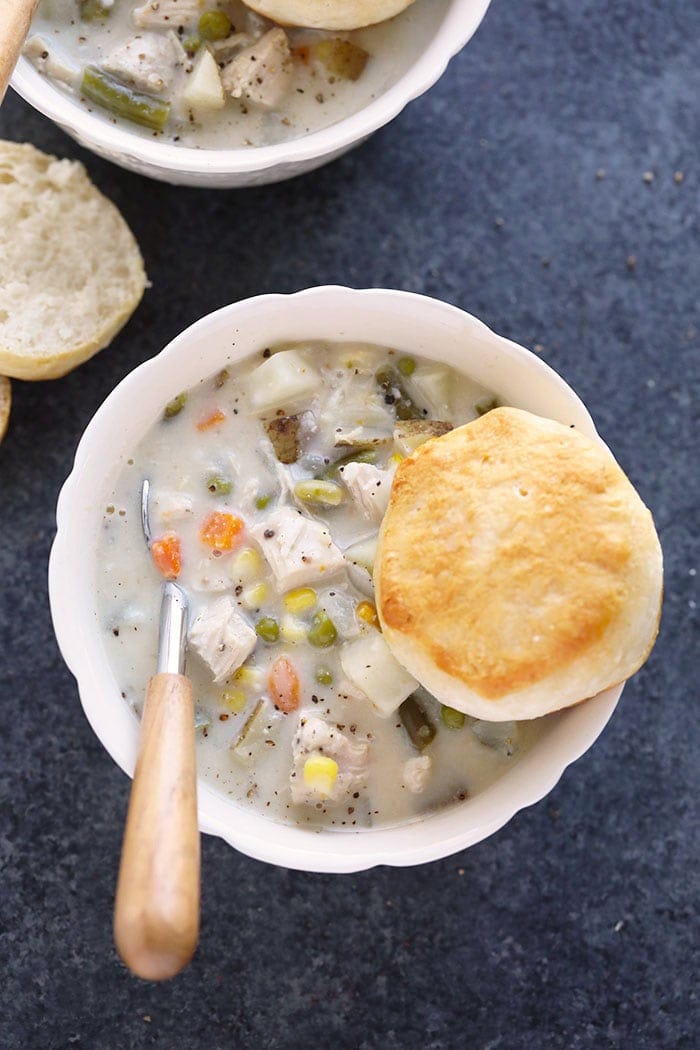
[97,341,553,830]
[26,0,444,148]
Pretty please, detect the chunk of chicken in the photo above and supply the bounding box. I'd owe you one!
[102,33,181,94]
[132,0,201,29]
[251,507,345,590]
[402,755,432,794]
[221,28,293,109]
[24,36,80,88]
[290,716,369,805]
[338,461,392,522]
[189,595,257,682]
[152,490,193,524]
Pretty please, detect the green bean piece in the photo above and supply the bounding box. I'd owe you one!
[397,356,416,376]
[321,447,378,480]
[375,365,423,421]
[315,666,334,686]
[476,396,499,417]
[198,10,232,41]
[206,474,232,496]
[307,611,337,648]
[400,695,436,750]
[294,479,345,507]
[81,66,170,132]
[255,494,271,510]
[255,617,280,644]
[163,392,187,419]
[441,705,466,730]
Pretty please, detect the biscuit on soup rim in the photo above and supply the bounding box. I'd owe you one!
[375,407,663,721]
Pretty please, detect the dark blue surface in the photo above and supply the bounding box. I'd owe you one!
[1,1,698,1046]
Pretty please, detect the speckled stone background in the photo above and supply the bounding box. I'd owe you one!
[1,1,698,1047]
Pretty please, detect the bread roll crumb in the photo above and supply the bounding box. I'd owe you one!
[0,141,147,380]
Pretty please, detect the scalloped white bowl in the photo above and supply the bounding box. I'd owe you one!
[49,287,621,872]
[12,0,492,187]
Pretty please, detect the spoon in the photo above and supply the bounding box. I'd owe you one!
[113,479,200,981]
[0,0,39,103]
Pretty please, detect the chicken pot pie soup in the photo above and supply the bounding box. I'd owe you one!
[97,341,554,830]
[25,0,437,148]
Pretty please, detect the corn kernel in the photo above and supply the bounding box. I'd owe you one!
[232,546,261,582]
[241,582,268,609]
[389,452,405,465]
[233,666,264,689]
[303,755,339,797]
[356,600,378,626]
[280,615,308,643]
[222,688,246,714]
[283,587,317,614]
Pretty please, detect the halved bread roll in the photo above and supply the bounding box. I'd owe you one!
[0,376,10,443]
[241,0,415,31]
[0,141,147,381]
[376,407,663,721]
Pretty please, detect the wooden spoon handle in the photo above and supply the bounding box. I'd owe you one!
[114,673,200,981]
[0,0,39,103]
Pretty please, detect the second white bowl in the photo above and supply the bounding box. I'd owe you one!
[13,0,492,187]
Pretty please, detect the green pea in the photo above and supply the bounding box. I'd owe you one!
[307,611,337,648]
[182,35,201,54]
[206,474,232,496]
[163,392,187,419]
[441,705,466,730]
[198,10,232,41]
[255,617,279,644]
[397,356,416,376]
[255,494,271,510]
[315,666,334,686]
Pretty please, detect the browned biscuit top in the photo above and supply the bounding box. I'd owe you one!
[377,407,660,704]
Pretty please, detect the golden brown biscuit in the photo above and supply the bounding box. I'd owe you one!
[376,407,663,720]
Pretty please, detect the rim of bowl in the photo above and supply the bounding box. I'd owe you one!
[12,0,492,177]
[48,287,621,872]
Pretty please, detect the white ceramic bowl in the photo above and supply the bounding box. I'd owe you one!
[49,287,622,872]
[12,0,492,187]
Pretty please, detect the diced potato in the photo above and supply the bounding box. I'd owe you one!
[340,632,418,718]
[408,366,453,419]
[248,350,320,415]
[313,38,369,81]
[393,419,453,455]
[183,46,225,111]
[343,534,378,574]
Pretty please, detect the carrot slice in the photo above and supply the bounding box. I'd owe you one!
[268,656,300,713]
[197,408,226,432]
[151,531,181,579]
[199,511,244,552]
